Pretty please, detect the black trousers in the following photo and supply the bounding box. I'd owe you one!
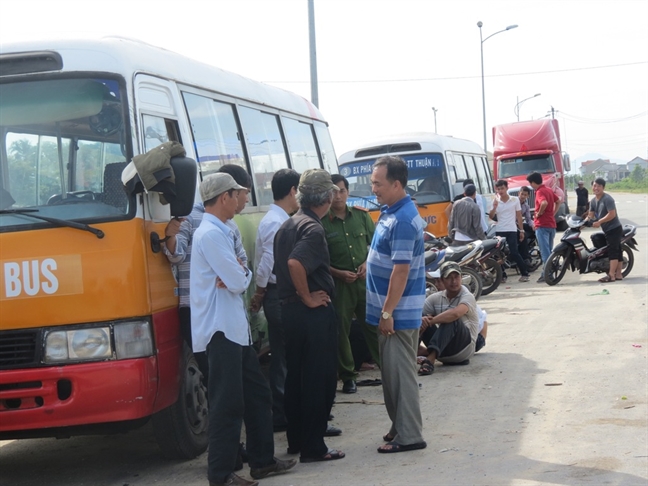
[423,320,471,359]
[206,332,274,483]
[264,285,288,427]
[282,301,338,459]
[498,231,529,277]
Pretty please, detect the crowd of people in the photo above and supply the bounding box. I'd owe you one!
[162,155,621,485]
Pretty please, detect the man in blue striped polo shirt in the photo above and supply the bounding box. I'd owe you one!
[366,156,427,454]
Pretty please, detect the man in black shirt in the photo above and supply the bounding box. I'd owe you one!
[274,169,346,464]
[575,181,589,217]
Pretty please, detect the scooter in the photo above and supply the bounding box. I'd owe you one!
[544,215,638,286]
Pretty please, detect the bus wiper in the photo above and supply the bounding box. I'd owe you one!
[348,193,381,209]
[0,209,105,239]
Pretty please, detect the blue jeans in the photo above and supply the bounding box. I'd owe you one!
[497,231,529,277]
[535,227,556,263]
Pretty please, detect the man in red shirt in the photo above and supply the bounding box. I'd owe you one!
[526,172,559,283]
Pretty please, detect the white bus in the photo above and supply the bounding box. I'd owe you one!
[338,132,494,236]
[0,36,337,457]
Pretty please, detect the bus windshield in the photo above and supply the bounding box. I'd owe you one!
[498,154,555,178]
[339,153,449,208]
[0,77,131,231]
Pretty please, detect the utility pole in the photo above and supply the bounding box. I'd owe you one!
[308,0,319,108]
[431,107,438,133]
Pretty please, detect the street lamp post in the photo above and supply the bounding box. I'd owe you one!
[478,21,518,152]
[431,107,438,133]
[514,93,541,121]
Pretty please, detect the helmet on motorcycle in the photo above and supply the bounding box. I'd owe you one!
[591,233,607,249]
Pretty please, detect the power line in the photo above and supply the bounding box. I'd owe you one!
[560,111,647,124]
[266,61,648,84]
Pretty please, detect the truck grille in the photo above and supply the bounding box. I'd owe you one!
[509,188,535,210]
[0,329,40,369]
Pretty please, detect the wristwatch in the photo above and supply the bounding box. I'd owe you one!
[381,311,392,320]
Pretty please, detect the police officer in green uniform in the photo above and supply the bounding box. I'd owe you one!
[322,174,380,394]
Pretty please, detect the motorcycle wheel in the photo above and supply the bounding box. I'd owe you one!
[621,244,634,277]
[461,266,483,301]
[544,249,571,286]
[479,258,503,296]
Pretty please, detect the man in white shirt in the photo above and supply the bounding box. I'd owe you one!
[191,173,296,486]
[489,179,529,283]
[250,169,300,433]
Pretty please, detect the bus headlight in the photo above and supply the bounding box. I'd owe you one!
[114,320,153,359]
[45,327,112,363]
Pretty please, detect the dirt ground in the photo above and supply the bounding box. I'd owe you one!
[1,192,647,486]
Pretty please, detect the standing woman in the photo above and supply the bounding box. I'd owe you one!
[586,178,624,282]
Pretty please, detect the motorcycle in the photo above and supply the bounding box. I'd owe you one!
[486,223,542,279]
[473,235,507,296]
[544,215,638,286]
[423,232,483,300]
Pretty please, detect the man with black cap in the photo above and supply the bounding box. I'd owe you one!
[417,261,479,375]
[191,173,296,486]
[273,169,346,464]
[575,180,589,217]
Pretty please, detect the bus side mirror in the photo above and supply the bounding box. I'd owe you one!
[149,156,197,253]
[168,156,197,218]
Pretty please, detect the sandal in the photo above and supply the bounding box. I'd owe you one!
[383,433,395,442]
[598,276,615,283]
[418,359,434,376]
[377,441,427,453]
[300,449,345,463]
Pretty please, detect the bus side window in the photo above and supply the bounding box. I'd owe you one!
[143,115,181,152]
[463,155,481,192]
[238,106,289,207]
[313,122,338,174]
[283,118,319,173]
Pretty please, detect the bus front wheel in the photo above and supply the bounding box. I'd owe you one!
[153,343,209,459]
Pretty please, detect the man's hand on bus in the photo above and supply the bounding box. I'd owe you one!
[164,217,184,237]
[163,217,185,254]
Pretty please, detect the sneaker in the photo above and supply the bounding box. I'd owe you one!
[210,473,258,486]
[518,276,530,282]
[537,275,545,283]
[250,457,297,480]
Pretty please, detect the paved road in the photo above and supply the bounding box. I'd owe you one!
[1,191,646,486]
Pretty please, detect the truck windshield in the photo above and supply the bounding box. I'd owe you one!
[0,77,131,232]
[498,154,555,178]
[339,153,450,208]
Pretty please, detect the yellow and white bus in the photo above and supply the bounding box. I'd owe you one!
[338,132,494,236]
[0,36,337,457]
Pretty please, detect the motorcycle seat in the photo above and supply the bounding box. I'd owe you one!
[446,244,476,261]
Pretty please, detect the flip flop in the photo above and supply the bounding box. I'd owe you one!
[377,441,427,453]
[598,276,615,283]
[300,449,345,463]
[418,359,434,376]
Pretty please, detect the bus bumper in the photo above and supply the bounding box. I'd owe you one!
[0,357,158,433]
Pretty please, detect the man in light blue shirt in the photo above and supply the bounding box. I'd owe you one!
[191,173,296,486]
[366,156,427,455]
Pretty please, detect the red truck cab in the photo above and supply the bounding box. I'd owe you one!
[492,119,571,229]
